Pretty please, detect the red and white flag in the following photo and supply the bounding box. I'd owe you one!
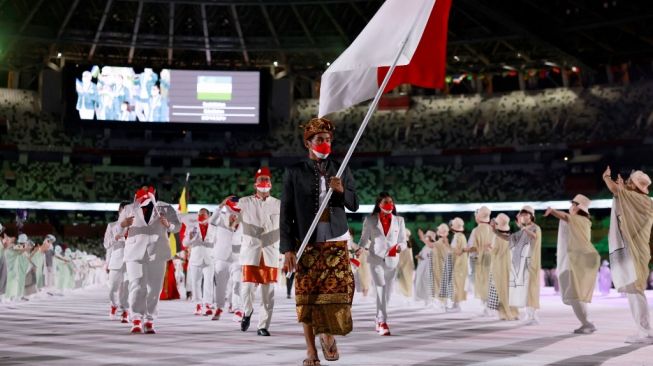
[318,0,452,117]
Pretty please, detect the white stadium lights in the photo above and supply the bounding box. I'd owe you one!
[0,199,616,213]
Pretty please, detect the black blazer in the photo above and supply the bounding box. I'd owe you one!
[280,157,359,253]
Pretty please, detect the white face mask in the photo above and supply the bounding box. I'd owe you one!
[255,181,272,193]
[312,149,330,160]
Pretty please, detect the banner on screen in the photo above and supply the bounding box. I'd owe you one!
[73,66,260,124]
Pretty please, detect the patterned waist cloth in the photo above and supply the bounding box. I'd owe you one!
[295,240,354,336]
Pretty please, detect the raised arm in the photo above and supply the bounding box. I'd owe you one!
[602,166,620,196]
[544,207,570,222]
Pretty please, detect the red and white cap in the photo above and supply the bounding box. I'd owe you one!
[255,167,271,180]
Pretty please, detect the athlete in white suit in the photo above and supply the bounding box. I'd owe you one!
[183,208,216,316]
[104,201,131,323]
[238,167,280,337]
[209,197,244,320]
[115,186,180,334]
[358,192,408,336]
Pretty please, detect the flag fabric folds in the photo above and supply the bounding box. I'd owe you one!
[318,0,452,117]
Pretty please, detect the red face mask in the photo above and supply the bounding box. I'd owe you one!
[311,142,331,159]
[380,202,394,213]
[135,186,155,206]
[198,213,209,222]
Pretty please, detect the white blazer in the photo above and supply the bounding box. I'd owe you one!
[359,214,407,269]
[210,209,243,263]
[238,195,281,268]
[115,201,180,263]
[183,221,216,266]
[103,221,126,270]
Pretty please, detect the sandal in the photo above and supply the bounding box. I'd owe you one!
[302,358,321,366]
[319,335,340,361]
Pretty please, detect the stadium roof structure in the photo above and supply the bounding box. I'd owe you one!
[0,0,651,75]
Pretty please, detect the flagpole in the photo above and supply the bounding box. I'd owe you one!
[291,32,413,272]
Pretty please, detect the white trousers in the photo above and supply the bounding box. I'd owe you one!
[108,267,129,311]
[569,300,590,326]
[227,262,242,309]
[627,292,652,335]
[126,259,166,321]
[213,260,231,309]
[189,263,214,305]
[241,282,274,330]
[370,261,397,323]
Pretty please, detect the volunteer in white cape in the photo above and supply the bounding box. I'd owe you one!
[318,0,451,117]
[544,195,600,334]
[182,208,216,317]
[414,229,437,307]
[358,192,407,336]
[603,166,653,344]
[103,201,131,323]
[237,167,281,337]
[114,185,181,334]
[209,196,244,321]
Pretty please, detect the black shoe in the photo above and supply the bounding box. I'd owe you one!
[257,328,270,336]
[286,294,291,299]
[241,314,251,332]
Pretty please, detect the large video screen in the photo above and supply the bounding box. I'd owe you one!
[73,66,260,124]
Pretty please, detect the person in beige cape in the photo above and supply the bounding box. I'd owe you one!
[449,218,470,312]
[488,214,519,321]
[544,194,600,334]
[603,167,653,343]
[432,224,450,308]
[396,229,415,299]
[468,206,494,316]
[348,231,371,297]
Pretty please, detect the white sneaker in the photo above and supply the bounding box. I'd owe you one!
[625,334,653,344]
[446,306,461,313]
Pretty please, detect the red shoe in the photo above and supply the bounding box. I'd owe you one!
[232,310,243,322]
[194,304,202,315]
[131,319,143,334]
[110,305,118,320]
[120,311,129,324]
[144,321,156,334]
[378,322,391,336]
[204,304,214,316]
[211,308,223,321]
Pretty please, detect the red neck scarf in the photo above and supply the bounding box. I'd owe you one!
[199,222,208,241]
[379,213,392,236]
